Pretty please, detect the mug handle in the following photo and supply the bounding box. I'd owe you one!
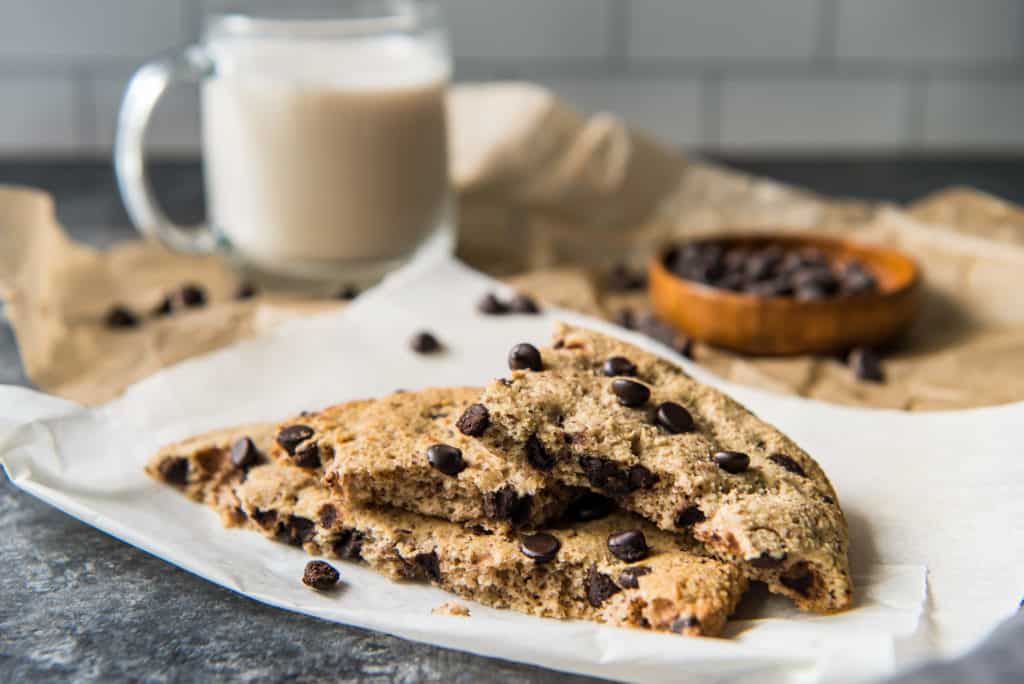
[114,46,215,253]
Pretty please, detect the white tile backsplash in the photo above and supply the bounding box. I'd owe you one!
[837,0,1024,64]
[924,79,1024,148]
[0,0,1021,155]
[720,77,909,150]
[0,0,191,61]
[627,0,821,61]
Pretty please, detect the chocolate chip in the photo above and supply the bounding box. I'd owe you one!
[848,347,884,382]
[318,504,338,528]
[607,529,649,562]
[415,551,442,581]
[822,494,835,505]
[333,528,365,560]
[578,455,630,495]
[292,442,321,469]
[151,296,174,317]
[518,434,553,471]
[483,485,531,523]
[749,552,787,569]
[234,282,257,300]
[302,560,340,590]
[654,402,694,434]
[230,437,260,469]
[568,492,614,522]
[252,508,277,529]
[627,465,658,490]
[180,283,206,308]
[769,453,806,477]
[520,532,560,563]
[276,424,314,455]
[674,505,705,528]
[158,457,188,485]
[611,379,650,407]
[469,524,494,536]
[456,403,490,437]
[477,292,509,315]
[585,566,621,607]
[671,615,701,633]
[410,331,442,354]
[105,305,139,329]
[279,515,315,546]
[617,565,651,589]
[336,285,360,300]
[713,450,750,474]
[780,563,815,597]
[602,356,637,377]
[426,443,466,476]
[508,343,542,371]
[508,293,540,314]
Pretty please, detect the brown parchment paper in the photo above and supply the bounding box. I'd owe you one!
[1,82,1023,409]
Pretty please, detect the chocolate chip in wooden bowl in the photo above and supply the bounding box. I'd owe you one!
[105,305,139,329]
[276,424,314,455]
[607,529,649,562]
[601,356,637,377]
[524,434,555,471]
[302,560,340,591]
[508,293,540,314]
[410,331,442,354]
[426,443,466,476]
[673,504,705,528]
[585,566,621,607]
[617,565,651,589]
[769,453,806,477]
[230,437,260,469]
[235,282,258,300]
[848,347,884,382]
[713,450,750,474]
[455,403,490,436]
[611,378,650,407]
[654,401,694,434]
[508,343,543,371]
[519,532,561,563]
[477,292,509,315]
[180,283,207,308]
[567,491,614,522]
[157,457,188,486]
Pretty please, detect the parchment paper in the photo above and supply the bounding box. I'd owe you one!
[9,256,994,684]
[2,83,1023,409]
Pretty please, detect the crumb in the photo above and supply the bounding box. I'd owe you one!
[432,601,470,617]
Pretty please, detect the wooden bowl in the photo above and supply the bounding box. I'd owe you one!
[648,233,921,355]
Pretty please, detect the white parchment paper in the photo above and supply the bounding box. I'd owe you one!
[3,256,1020,683]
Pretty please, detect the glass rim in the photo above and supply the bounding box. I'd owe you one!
[205,1,441,39]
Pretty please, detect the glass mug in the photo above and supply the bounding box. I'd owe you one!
[115,0,453,290]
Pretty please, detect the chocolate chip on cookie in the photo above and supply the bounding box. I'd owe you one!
[578,455,630,495]
[415,551,442,581]
[670,615,700,633]
[293,442,322,469]
[105,305,139,329]
[508,343,543,371]
[713,450,750,474]
[508,293,540,314]
[230,437,260,469]
[749,552,787,569]
[627,465,658,490]
[456,403,490,436]
[410,331,442,354]
[302,560,340,590]
[568,492,614,522]
[525,434,555,471]
[585,566,621,607]
[158,457,188,485]
[654,402,694,434]
[769,453,806,477]
[318,504,338,528]
[180,283,207,308]
[674,505,705,528]
[279,515,315,546]
[607,529,649,562]
[483,485,531,523]
[601,356,637,377]
[276,424,314,455]
[618,565,652,589]
[426,443,466,476]
[611,379,650,407]
[520,532,561,563]
[333,528,365,560]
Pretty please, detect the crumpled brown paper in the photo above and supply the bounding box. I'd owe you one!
[1,82,1023,409]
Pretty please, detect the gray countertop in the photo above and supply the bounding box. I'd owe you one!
[2,159,1022,683]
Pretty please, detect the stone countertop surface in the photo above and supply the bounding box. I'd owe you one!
[2,159,1023,683]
